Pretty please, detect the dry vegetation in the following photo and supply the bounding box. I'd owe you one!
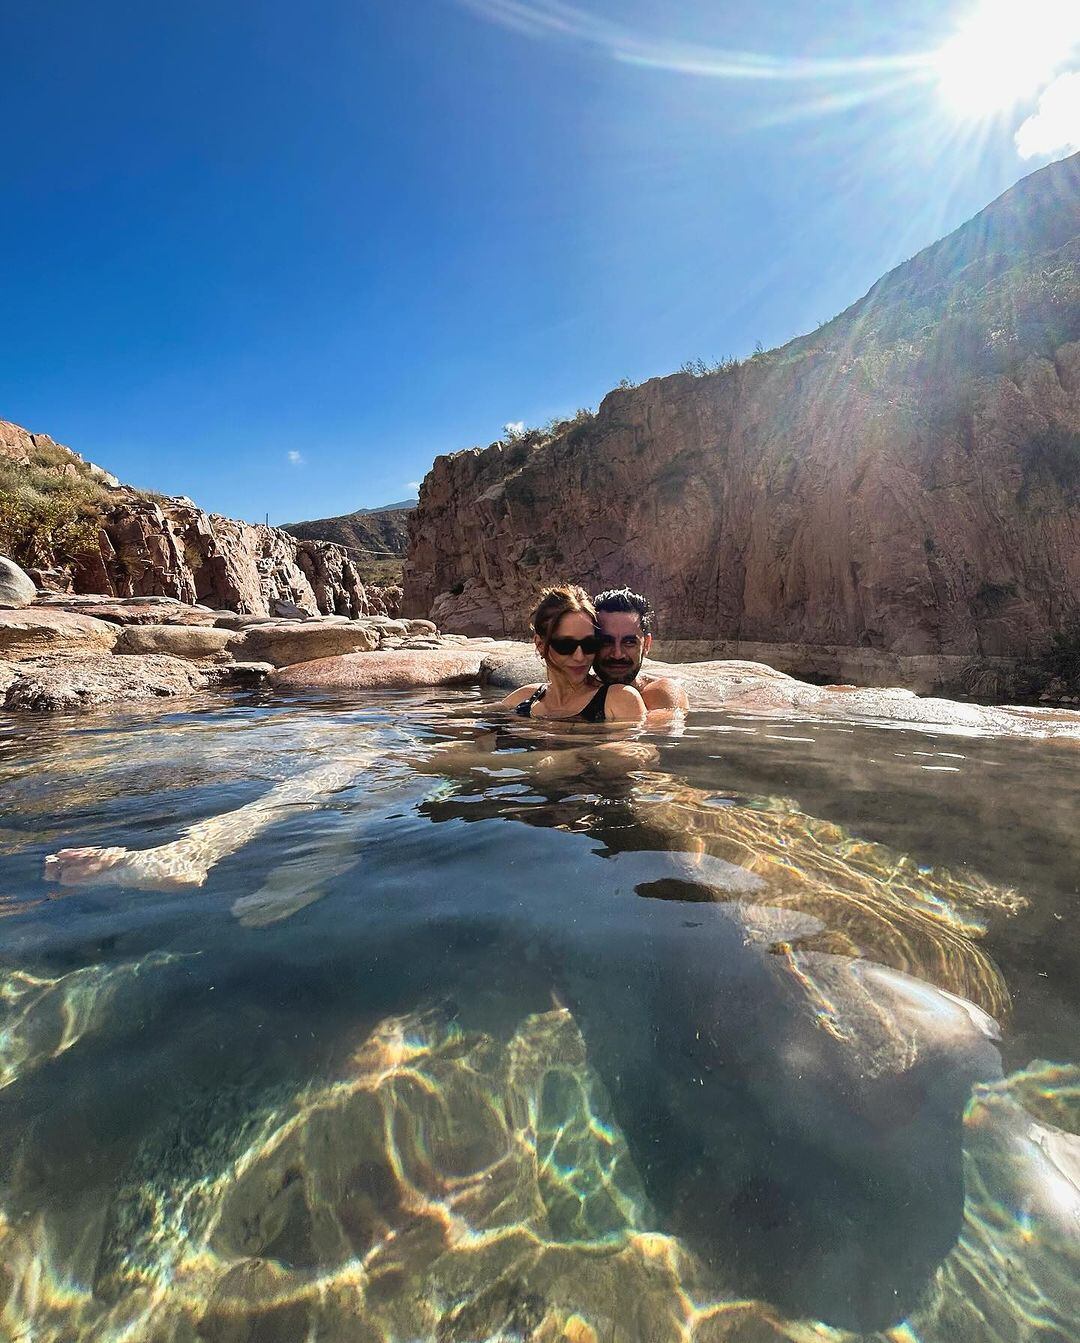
[0,446,115,569]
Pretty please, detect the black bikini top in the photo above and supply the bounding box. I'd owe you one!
[514,683,610,722]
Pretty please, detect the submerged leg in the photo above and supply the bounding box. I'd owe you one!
[41,734,659,895]
[230,816,367,927]
[43,754,374,892]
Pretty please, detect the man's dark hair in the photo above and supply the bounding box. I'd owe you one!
[593,587,653,634]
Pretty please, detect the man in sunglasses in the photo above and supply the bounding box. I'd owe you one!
[592,587,689,714]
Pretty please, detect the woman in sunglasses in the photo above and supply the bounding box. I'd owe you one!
[502,585,646,723]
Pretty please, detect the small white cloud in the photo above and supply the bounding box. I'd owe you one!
[1015,70,1080,158]
[406,480,422,493]
[503,420,526,439]
[287,450,305,466]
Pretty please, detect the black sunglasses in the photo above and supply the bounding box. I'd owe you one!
[547,635,603,656]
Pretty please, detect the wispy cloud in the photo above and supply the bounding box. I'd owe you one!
[287,450,305,466]
[406,480,422,493]
[1015,71,1080,157]
[456,0,1080,144]
[455,0,925,83]
[503,420,526,438]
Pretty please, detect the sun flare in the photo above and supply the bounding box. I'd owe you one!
[933,0,1080,118]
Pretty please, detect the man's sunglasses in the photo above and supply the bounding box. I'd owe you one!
[548,635,603,656]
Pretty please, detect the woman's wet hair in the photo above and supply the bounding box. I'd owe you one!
[593,587,653,634]
[529,584,598,657]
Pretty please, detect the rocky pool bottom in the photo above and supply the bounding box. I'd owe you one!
[1,689,1078,1342]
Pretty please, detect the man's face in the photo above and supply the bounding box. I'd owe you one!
[595,610,651,683]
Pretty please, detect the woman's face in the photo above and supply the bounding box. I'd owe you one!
[538,610,596,683]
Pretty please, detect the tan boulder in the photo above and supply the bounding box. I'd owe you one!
[478,646,541,689]
[115,625,240,660]
[235,620,380,668]
[0,556,36,609]
[270,641,519,691]
[0,609,120,660]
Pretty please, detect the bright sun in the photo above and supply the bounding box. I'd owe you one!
[933,0,1080,118]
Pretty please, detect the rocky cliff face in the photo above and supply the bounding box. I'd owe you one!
[0,419,396,617]
[403,152,1080,663]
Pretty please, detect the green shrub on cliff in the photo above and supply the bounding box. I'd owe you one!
[0,460,110,569]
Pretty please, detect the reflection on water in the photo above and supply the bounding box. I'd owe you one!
[0,692,1077,1341]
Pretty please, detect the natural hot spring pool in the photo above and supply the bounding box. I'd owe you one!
[1,687,1077,1341]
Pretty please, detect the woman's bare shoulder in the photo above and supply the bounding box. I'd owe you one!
[501,684,542,709]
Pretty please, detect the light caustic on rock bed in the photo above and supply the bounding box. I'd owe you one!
[3,1004,1079,1343]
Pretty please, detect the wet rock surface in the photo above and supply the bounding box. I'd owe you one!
[2,583,1078,736]
[1,653,211,711]
[479,651,1080,740]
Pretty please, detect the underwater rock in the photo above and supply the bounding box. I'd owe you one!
[0,556,36,609]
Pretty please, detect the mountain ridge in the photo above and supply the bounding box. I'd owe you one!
[403,151,1080,678]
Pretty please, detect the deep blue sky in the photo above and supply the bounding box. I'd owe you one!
[1,0,1072,522]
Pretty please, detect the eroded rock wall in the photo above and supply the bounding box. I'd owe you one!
[1,419,398,618]
[403,154,1080,660]
[77,495,381,617]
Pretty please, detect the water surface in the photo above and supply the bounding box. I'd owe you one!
[1,688,1078,1342]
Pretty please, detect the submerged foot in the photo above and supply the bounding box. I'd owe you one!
[44,845,209,892]
[231,886,325,928]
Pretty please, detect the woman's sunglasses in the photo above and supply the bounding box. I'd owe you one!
[547,635,603,656]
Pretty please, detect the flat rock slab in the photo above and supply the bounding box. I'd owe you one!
[56,602,221,627]
[1,653,210,712]
[271,642,519,691]
[478,650,1080,741]
[213,614,278,630]
[0,557,36,609]
[115,625,240,660]
[235,622,380,667]
[0,608,120,660]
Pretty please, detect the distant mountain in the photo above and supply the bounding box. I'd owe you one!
[352,498,417,515]
[282,505,411,555]
[281,504,414,584]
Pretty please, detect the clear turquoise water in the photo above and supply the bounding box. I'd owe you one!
[0,687,1077,1342]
